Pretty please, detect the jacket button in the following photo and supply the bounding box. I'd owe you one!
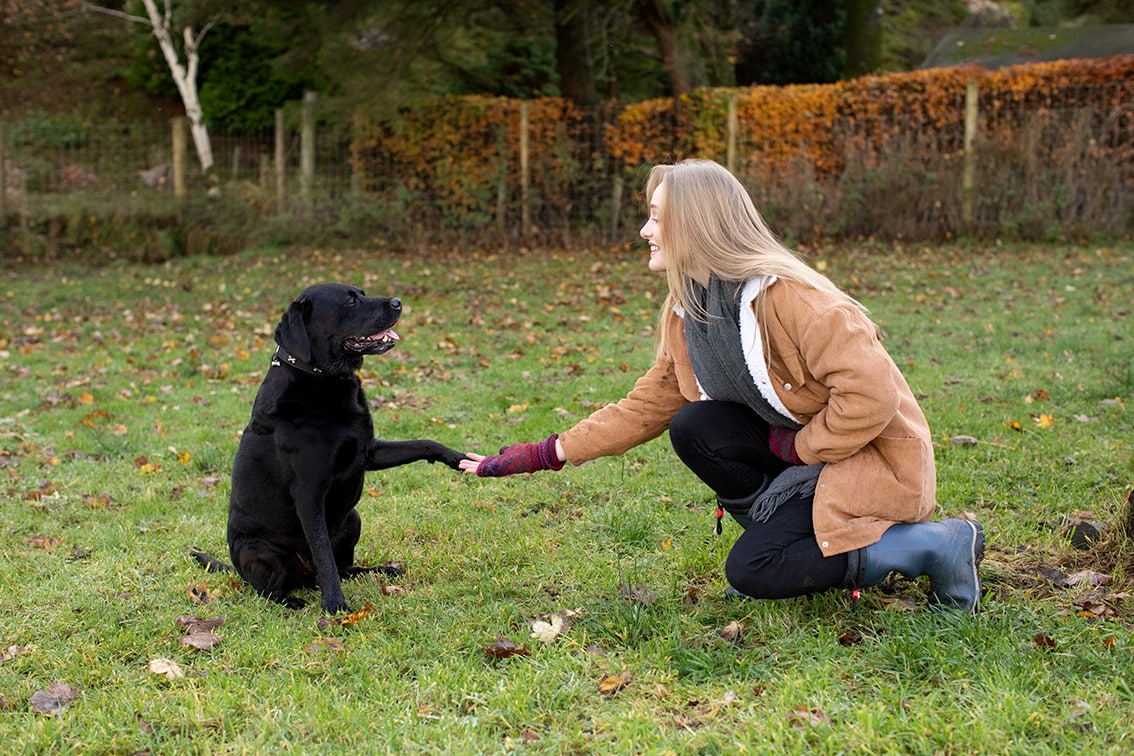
[821,541,829,549]
[784,382,792,390]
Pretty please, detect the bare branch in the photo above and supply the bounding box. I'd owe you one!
[79,2,150,26]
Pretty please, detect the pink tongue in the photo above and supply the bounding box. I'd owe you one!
[382,330,400,341]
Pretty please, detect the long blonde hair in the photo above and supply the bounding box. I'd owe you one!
[648,159,866,356]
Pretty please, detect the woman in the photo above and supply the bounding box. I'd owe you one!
[459,159,983,613]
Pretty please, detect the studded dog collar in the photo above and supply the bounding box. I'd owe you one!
[271,344,324,374]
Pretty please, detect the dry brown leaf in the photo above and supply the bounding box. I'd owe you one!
[187,581,213,605]
[1064,570,1111,588]
[0,644,32,664]
[619,582,657,606]
[483,636,530,659]
[789,706,828,729]
[176,615,224,633]
[148,658,184,680]
[179,630,222,651]
[305,637,346,653]
[29,682,78,716]
[27,535,62,549]
[719,620,744,642]
[531,610,577,644]
[317,602,374,628]
[597,669,633,696]
[879,596,920,612]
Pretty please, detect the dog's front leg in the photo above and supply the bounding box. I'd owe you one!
[294,486,351,614]
[366,438,466,471]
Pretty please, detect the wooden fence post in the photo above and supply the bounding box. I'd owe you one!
[275,109,285,209]
[171,116,187,200]
[727,97,738,175]
[520,100,531,237]
[609,174,623,241]
[0,120,7,222]
[962,80,978,228]
[300,91,316,208]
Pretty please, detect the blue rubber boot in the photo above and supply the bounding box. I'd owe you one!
[848,519,984,613]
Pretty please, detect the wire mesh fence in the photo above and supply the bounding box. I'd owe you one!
[2,77,1131,253]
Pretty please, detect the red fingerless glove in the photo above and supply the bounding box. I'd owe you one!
[476,434,565,477]
[768,426,803,465]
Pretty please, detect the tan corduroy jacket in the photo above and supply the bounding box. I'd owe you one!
[558,278,936,556]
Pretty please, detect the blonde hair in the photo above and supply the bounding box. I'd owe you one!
[647,159,866,356]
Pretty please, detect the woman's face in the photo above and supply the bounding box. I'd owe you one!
[640,180,667,273]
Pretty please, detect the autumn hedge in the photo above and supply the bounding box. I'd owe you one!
[351,56,1134,241]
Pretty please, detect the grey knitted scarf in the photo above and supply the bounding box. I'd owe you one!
[682,276,823,522]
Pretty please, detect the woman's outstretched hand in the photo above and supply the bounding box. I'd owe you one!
[458,434,565,477]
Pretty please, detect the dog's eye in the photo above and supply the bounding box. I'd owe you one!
[346,294,357,306]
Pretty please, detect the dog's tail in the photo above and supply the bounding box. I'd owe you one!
[190,547,233,573]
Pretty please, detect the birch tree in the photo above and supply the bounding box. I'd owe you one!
[83,0,218,174]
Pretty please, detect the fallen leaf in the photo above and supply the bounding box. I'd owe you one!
[619,582,657,606]
[0,645,32,664]
[531,611,573,644]
[719,620,744,642]
[82,493,114,508]
[948,435,979,446]
[597,669,633,696]
[176,616,224,633]
[789,706,828,728]
[1063,570,1111,588]
[483,636,530,659]
[179,630,222,650]
[305,637,346,653]
[29,682,78,716]
[148,658,184,679]
[317,602,374,629]
[187,581,213,605]
[27,535,62,549]
[879,596,920,612]
[1034,632,1057,650]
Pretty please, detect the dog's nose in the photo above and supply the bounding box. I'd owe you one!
[390,297,402,310]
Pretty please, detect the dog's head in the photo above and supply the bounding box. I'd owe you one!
[274,283,402,375]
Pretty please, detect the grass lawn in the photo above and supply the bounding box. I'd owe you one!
[1,240,1132,753]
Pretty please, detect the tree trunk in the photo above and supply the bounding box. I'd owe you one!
[554,0,598,108]
[636,0,689,96]
[845,0,883,78]
[138,0,215,174]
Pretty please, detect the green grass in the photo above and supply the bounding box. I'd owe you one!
[1,241,1132,753]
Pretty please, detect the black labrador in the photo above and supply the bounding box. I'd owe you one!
[192,283,465,614]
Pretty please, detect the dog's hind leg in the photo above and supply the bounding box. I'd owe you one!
[190,548,233,572]
[329,509,402,579]
[231,540,313,610]
[342,563,404,579]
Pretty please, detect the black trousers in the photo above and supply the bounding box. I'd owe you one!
[668,401,848,599]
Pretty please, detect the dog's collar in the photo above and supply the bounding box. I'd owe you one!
[271,344,324,374]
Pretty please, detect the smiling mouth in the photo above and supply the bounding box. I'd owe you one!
[344,330,400,355]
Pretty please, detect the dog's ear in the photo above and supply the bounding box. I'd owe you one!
[275,297,313,363]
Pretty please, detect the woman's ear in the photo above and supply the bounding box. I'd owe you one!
[274,297,313,363]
